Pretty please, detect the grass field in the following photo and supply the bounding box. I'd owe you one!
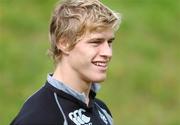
[0,0,180,125]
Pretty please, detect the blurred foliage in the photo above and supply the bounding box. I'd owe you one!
[0,0,180,125]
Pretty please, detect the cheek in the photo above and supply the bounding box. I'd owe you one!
[68,48,90,68]
[75,46,98,60]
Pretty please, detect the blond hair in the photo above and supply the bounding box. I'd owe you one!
[49,0,121,63]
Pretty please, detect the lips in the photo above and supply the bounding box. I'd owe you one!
[93,62,107,67]
[92,61,109,71]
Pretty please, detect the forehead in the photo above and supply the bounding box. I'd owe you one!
[81,29,115,41]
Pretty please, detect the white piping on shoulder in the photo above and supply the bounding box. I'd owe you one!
[95,102,114,125]
[54,92,68,125]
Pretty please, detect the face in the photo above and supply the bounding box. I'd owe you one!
[66,29,115,84]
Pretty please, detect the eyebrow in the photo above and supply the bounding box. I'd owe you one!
[109,37,115,41]
[88,37,115,42]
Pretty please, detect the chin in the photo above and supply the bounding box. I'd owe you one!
[92,75,106,83]
[84,71,107,83]
[93,79,105,83]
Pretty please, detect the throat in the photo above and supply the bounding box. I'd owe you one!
[53,62,93,105]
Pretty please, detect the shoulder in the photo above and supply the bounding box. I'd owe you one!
[11,112,64,125]
[94,98,112,116]
[10,86,64,125]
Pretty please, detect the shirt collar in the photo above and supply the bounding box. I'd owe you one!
[47,74,101,103]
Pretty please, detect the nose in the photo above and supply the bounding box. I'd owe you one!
[99,41,112,59]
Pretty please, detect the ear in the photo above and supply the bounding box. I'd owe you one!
[56,38,70,54]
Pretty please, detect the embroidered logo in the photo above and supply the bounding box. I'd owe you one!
[68,108,92,125]
[98,110,108,124]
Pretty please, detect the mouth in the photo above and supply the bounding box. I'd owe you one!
[92,61,108,71]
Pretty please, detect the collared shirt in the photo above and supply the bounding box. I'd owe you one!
[10,75,113,125]
[47,74,101,103]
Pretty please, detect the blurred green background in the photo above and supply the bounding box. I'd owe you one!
[0,0,180,125]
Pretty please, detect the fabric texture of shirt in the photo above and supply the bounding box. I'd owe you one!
[10,75,113,125]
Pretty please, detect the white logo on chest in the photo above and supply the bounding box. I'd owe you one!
[68,108,92,125]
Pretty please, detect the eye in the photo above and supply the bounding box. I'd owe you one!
[89,40,103,47]
[108,40,113,47]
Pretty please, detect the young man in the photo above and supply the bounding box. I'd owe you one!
[11,0,121,125]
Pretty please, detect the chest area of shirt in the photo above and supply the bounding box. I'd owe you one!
[66,107,110,125]
[58,99,111,125]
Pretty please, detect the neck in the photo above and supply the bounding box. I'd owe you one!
[52,61,92,103]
